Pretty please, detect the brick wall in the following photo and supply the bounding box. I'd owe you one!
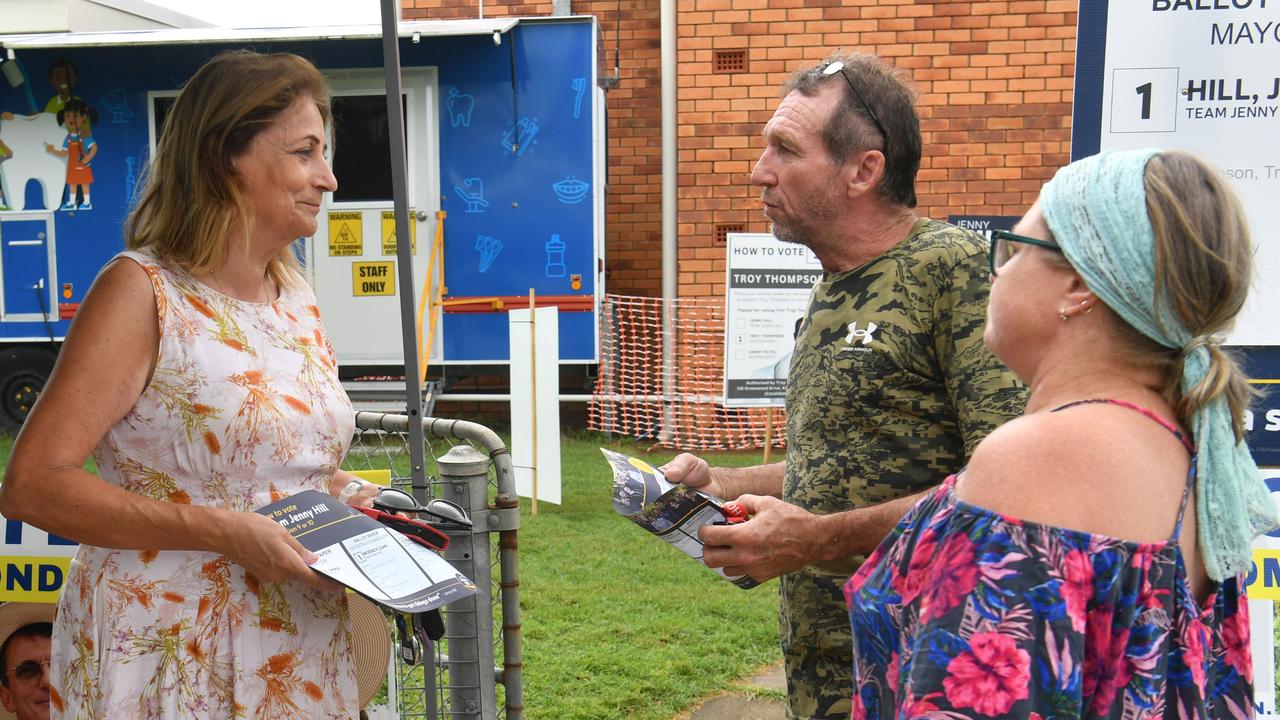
[404,0,1078,300]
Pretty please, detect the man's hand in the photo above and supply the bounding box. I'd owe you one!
[698,494,820,582]
[660,453,726,499]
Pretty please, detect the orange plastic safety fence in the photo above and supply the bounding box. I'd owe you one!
[589,294,788,450]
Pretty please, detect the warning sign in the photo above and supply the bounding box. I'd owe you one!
[381,211,417,255]
[328,212,363,257]
[353,261,395,296]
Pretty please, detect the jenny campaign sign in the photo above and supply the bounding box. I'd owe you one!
[0,511,78,603]
[722,233,822,407]
[1248,470,1280,718]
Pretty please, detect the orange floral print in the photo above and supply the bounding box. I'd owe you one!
[53,252,358,717]
[185,293,215,318]
[254,651,308,720]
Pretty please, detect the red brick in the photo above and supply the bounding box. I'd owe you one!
[411,0,1079,299]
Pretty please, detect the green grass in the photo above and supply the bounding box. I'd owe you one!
[0,430,781,719]
[514,431,781,719]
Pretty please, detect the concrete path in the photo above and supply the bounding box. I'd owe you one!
[676,662,786,720]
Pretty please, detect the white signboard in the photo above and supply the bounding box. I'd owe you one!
[1093,0,1279,344]
[1250,470,1280,719]
[722,233,822,408]
[510,306,562,505]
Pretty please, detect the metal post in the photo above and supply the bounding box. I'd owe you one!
[438,445,496,719]
[378,0,429,496]
[659,0,677,444]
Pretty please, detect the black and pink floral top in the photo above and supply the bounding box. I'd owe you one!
[845,400,1254,719]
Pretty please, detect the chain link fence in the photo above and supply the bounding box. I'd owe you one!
[345,412,523,720]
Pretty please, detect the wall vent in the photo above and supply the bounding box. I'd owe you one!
[715,224,744,246]
[713,50,746,74]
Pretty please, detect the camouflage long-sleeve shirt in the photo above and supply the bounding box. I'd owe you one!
[779,218,1027,720]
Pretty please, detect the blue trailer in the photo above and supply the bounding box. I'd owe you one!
[0,17,605,427]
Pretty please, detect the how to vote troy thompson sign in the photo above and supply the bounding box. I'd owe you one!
[722,233,822,407]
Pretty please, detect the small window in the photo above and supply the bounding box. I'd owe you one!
[331,94,407,204]
[151,94,177,145]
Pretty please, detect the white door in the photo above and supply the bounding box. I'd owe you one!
[309,68,441,369]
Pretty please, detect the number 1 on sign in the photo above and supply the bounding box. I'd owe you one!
[1108,68,1177,133]
[1136,82,1152,120]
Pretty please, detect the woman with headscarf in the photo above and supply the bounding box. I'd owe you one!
[845,148,1272,718]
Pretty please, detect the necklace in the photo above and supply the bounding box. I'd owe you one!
[209,269,273,303]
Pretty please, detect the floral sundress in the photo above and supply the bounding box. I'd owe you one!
[51,251,359,718]
[845,399,1254,719]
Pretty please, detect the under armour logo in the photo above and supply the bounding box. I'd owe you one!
[845,321,877,345]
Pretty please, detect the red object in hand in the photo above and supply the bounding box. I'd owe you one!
[721,502,748,523]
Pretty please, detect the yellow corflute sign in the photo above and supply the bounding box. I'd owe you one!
[0,515,79,603]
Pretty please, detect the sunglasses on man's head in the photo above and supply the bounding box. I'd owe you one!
[821,61,890,157]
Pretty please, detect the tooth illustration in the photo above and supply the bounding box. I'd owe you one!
[447,87,475,128]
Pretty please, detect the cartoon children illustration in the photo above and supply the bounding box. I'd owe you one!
[2,58,85,124]
[44,98,98,210]
[45,58,82,116]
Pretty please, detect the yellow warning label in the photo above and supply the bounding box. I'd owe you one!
[381,211,417,255]
[353,261,395,296]
[328,212,363,257]
[0,556,72,602]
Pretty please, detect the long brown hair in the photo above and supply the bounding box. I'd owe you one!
[1146,151,1254,441]
[125,50,331,288]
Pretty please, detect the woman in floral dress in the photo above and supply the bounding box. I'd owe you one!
[0,51,380,718]
[846,149,1274,719]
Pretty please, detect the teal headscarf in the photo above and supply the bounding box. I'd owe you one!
[1039,148,1276,582]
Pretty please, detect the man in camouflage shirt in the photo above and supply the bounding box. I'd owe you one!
[663,52,1026,720]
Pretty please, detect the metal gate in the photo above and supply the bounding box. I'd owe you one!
[346,412,523,720]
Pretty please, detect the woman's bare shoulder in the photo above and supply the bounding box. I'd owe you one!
[958,402,1191,542]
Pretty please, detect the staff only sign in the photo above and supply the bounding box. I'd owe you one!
[0,512,78,603]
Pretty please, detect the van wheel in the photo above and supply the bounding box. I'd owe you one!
[0,347,57,432]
